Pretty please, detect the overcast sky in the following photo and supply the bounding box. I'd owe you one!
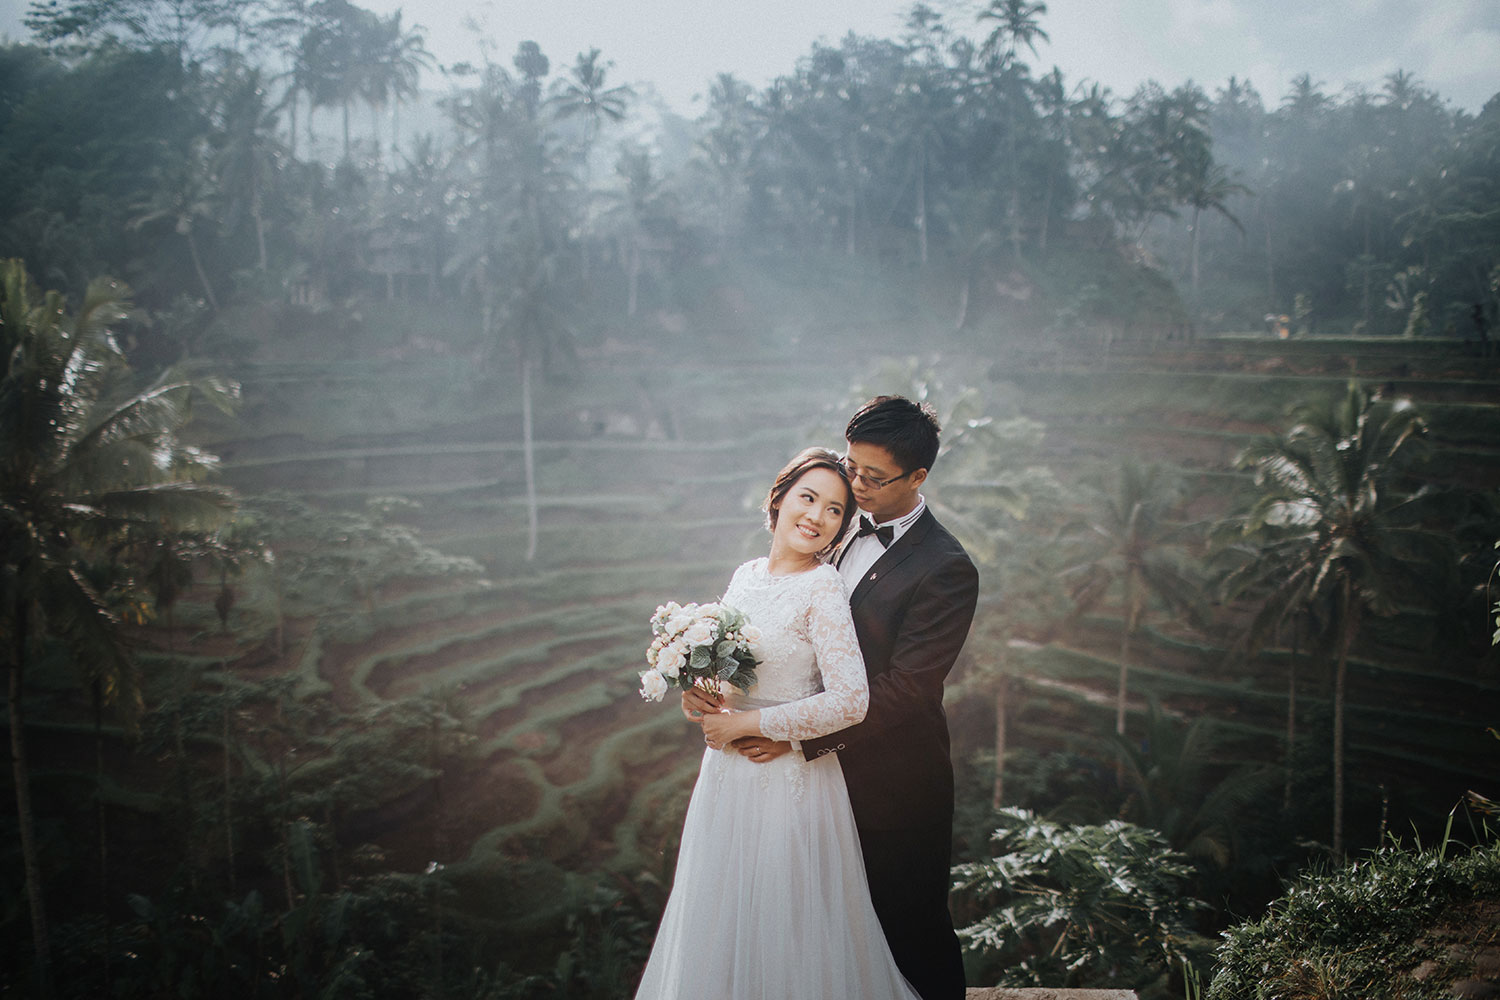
[1,0,1495,113]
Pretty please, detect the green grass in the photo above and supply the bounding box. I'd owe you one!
[1208,838,1500,1000]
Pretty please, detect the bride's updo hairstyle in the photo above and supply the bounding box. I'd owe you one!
[763,447,858,556]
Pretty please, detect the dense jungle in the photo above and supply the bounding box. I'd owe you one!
[3,0,1499,997]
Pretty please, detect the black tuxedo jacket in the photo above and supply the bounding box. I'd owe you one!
[801,507,979,831]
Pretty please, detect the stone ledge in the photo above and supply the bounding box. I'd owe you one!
[966,990,1140,1000]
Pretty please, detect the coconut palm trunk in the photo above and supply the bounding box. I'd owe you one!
[1333,578,1358,861]
[185,229,219,312]
[1118,570,1143,739]
[915,145,928,266]
[1283,617,1300,815]
[288,88,299,161]
[1190,204,1203,301]
[1264,211,1276,307]
[93,678,113,993]
[223,687,236,890]
[253,188,268,273]
[992,672,1010,808]
[522,356,538,562]
[9,601,53,997]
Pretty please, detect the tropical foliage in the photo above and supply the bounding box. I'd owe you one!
[1214,381,1463,858]
[1208,837,1500,1000]
[1,258,237,991]
[952,807,1213,991]
[3,0,1497,340]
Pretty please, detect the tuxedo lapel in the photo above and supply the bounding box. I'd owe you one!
[848,509,935,609]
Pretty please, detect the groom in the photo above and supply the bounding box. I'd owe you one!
[689,395,979,1000]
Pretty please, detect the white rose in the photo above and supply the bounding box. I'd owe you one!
[666,614,694,636]
[656,643,687,678]
[683,621,716,647]
[740,624,763,646]
[697,603,724,619]
[639,669,669,701]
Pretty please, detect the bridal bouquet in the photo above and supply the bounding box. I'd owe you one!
[639,601,761,702]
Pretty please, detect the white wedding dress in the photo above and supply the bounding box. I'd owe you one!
[634,558,920,1000]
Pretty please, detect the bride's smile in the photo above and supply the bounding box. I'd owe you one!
[768,466,849,573]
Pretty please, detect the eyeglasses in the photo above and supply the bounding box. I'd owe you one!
[840,459,912,491]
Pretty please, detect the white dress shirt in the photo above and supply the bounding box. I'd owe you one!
[836,497,927,587]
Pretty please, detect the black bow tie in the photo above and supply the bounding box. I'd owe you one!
[854,516,894,548]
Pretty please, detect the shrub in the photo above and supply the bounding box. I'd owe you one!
[952,807,1213,992]
[1208,835,1500,1000]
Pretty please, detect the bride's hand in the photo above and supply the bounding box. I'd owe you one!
[680,687,723,722]
[700,708,760,749]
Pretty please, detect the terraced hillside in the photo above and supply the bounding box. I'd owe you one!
[188,355,863,883]
[993,339,1500,830]
[164,336,1499,899]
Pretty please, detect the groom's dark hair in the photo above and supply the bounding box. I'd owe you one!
[845,395,941,474]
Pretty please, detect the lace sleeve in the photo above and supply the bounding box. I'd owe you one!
[758,568,869,742]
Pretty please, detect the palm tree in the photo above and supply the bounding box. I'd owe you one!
[553,48,632,279]
[962,533,1070,808]
[1,260,237,992]
[1281,73,1332,119]
[389,135,453,299]
[1215,381,1456,859]
[977,0,1049,258]
[297,0,379,161]
[698,73,756,252]
[129,142,222,310]
[260,0,313,160]
[443,62,514,329]
[1061,461,1205,741]
[445,54,575,563]
[1116,82,1213,245]
[1112,701,1279,869]
[890,55,956,266]
[601,146,674,317]
[978,0,1049,67]
[937,185,1003,329]
[210,62,284,273]
[1031,67,1073,256]
[367,10,432,162]
[1178,144,1249,302]
[553,48,632,163]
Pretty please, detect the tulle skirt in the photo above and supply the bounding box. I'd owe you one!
[634,747,920,1000]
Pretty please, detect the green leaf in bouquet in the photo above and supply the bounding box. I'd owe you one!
[715,656,738,680]
[689,645,710,671]
[730,665,757,693]
[715,640,738,659]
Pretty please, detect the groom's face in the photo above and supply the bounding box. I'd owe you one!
[843,440,926,523]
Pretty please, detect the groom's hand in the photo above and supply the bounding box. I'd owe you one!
[680,688,723,722]
[731,737,791,764]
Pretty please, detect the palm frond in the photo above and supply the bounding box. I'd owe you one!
[86,482,237,530]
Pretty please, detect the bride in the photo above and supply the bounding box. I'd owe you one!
[633,447,920,1000]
